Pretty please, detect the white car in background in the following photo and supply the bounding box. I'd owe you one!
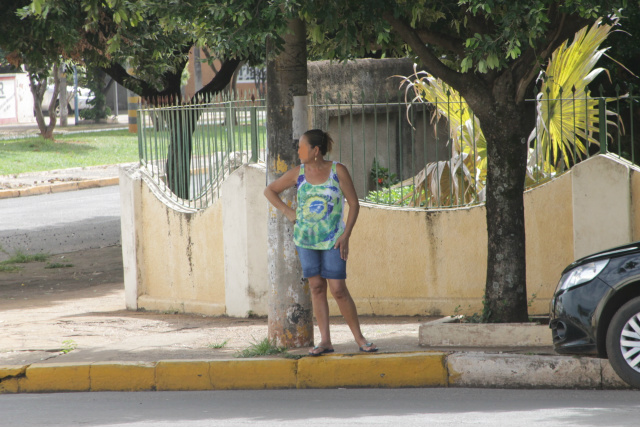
[39,85,94,117]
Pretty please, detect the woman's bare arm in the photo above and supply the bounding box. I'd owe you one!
[263,166,300,223]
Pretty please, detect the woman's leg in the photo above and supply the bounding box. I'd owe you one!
[308,275,333,354]
[328,279,376,351]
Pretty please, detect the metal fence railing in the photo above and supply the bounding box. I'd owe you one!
[135,86,637,211]
[310,85,639,209]
[309,91,483,209]
[137,94,266,210]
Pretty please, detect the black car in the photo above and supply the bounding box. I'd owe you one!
[549,241,640,388]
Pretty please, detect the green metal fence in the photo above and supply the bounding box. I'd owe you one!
[135,86,637,211]
[137,94,266,210]
[310,85,639,209]
[309,91,482,209]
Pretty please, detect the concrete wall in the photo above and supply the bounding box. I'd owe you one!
[0,73,34,124]
[222,164,269,317]
[120,167,227,316]
[121,154,640,318]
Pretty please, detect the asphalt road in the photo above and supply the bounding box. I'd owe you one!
[0,186,121,261]
[1,388,639,427]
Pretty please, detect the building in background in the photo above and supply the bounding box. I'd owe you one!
[183,47,265,100]
[0,68,34,124]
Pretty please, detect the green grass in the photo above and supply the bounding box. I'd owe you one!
[0,250,49,273]
[207,340,229,349]
[45,262,74,269]
[61,339,77,354]
[2,250,48,264]
[234,337,290,358]
[0,264,21,272]
[0,130,139,175]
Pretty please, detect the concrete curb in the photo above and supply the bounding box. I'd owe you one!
[0,177,119,199]
[0,351,634,394]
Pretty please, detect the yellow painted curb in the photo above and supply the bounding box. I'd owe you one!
[297,352,448,388]
[209,359,298,390]
[0,353,450,393]
[91,362,156,391]
[50,182,79,193]
[156,360,212,391]
[0,189,20,199]
[77,177,119,190]
[0,365,26,393]
[19,363,91,393]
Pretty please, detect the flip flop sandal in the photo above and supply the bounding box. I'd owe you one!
[359,343,378,353]
[308,346,335,357]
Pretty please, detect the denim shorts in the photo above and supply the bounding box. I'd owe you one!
[296,246,347,280]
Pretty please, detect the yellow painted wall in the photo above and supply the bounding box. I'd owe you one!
[345,205,488,316]
[524,173,574,314]
[341,173,573,317]
[136,183,226,315]
[124,155,640,318]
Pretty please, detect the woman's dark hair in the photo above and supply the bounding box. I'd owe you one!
[303,129,334,155]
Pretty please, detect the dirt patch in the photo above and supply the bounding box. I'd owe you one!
[0,245,124,303]
[0,245,430,365]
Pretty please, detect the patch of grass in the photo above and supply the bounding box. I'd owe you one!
[45,262,74,269]
[0,264,21,273]
[0,130,139,175]
[235,337,290,358]
[2,250,48,264]
[207,340,229,349]
[61,339,77,354]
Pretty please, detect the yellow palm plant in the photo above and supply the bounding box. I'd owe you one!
[395,64,487,207]
[391,16,621,208]
[530,16,620,170]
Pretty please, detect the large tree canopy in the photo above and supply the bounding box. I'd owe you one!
[26,0,288,100]
[16,0,635,322]
[300,0,630,322]
[22,0,289,196]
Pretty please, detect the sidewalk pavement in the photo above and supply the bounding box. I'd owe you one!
[0,120,635,393]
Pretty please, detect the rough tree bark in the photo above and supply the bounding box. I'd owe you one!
[29,62,60,140]
[266,17,313,347]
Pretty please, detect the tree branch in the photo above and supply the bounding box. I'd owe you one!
[512,8,589,101]
[195,58,242,99]
[415,29,465,56]
[382,11,488,99]
[99,62,163,98]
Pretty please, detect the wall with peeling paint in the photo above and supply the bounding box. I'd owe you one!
[222,164,269,317]
[121,154,640,318]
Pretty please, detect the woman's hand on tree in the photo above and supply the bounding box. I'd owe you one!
[284,207,297,223]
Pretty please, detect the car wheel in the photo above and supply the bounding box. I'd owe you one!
[53,102,72,117]
[606,296,640,388]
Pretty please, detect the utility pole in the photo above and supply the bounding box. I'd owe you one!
[193,47,203,93]
[266,17,313,348]
[59,63,68,126]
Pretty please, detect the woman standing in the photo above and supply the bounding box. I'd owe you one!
[264,129,378,356]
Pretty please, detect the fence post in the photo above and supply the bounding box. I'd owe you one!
[250,103,258,162]
[599,97,607,154]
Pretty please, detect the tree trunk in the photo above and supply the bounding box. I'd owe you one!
[475,96,531,323]
[165,107,198,200]
[266,17,313,348]
[28,63,60,140]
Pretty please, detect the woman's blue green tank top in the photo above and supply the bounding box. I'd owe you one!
[293,161,345,250]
